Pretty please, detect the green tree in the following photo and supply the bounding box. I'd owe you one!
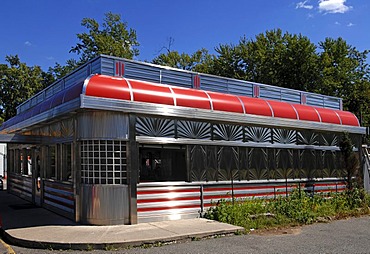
[152,48,214,72]
[213,29,319,91]
[339,132,359,189]
[317,38,370,125]
[47,59,79,82]
[70,12,139,63]
[0,55,47,120]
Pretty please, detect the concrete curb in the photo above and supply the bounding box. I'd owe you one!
[1,226,244,250]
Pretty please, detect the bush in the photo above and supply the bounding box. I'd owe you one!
[204,188,370,230]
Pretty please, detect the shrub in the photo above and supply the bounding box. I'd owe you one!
[204,187,370,230]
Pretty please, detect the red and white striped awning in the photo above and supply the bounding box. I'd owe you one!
[84,75,360,127]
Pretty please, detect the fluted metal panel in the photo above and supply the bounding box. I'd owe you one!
[77,111,129,139]
[259,86,282,101]
[100,57,114,76]
[306,93,325,107]
[324,97,341,109]
[161,69,192,88]
[227,79,253,97]
[200,75,228,93]
[91,57,102,74]
[65,65,89,88]
[124,62,161,83]
[80,184,130,225]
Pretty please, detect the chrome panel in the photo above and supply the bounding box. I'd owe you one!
[80,95,365,134]
[77,111,129,140]
[80,184,130,225]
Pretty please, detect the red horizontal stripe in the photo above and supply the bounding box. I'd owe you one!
[137,204,199,212]
[138,188,200,195]
[138,195,200,203]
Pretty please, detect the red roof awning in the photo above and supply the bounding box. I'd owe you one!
[84,75,360,127]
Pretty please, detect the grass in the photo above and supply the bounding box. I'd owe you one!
[204,188,370,231]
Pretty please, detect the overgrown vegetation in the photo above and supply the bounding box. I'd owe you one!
[204,188,370,230]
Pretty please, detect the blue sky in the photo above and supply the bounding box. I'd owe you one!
[0,0,369,70]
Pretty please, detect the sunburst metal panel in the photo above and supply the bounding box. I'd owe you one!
[244,127,271,143]
[136,117,175,137]
[297,130,319,145]
[213,124,243,141]
[320,133,338,147]
[177,120,211,139]
[273,129,297,144]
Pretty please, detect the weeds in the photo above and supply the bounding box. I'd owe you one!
[204,188,370,230]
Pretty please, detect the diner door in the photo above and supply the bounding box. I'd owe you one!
[33,149,42,206]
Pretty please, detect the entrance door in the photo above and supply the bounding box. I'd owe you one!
[34,150,42,206]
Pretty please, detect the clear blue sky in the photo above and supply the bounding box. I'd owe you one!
[1,0,369,70]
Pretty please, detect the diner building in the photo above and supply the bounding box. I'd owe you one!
[0,55,366,225]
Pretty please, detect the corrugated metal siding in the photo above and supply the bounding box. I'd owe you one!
[200,75,228,93]
[161,69,192,88]
[100,57,114,76]
[124,62,161,83]
[65,65,89,88]
[324,97,341,109]
[306,94,325,107]
[15,55,344,115]
[259,86,282,101]
[91,57,102,74]
[228,80,253,97]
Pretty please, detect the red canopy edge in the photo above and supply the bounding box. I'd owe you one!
[84,75,360,127]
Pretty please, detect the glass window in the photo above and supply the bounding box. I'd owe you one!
[139,146,186,182]
[62,143,72,181]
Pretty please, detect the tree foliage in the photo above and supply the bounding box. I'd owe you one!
[339,132,360,189]
[212,29,319,92]
[0,55,48,120]
[317,38,370,124]
[156,29,370,125]
[152,48,214,73]
[70,12,139,63]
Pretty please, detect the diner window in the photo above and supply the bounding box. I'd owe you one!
[139,146,186,182]
[61,143,72,181]
[46,145,56,179]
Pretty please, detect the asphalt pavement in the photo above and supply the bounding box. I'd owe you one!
[0,190,243,250]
